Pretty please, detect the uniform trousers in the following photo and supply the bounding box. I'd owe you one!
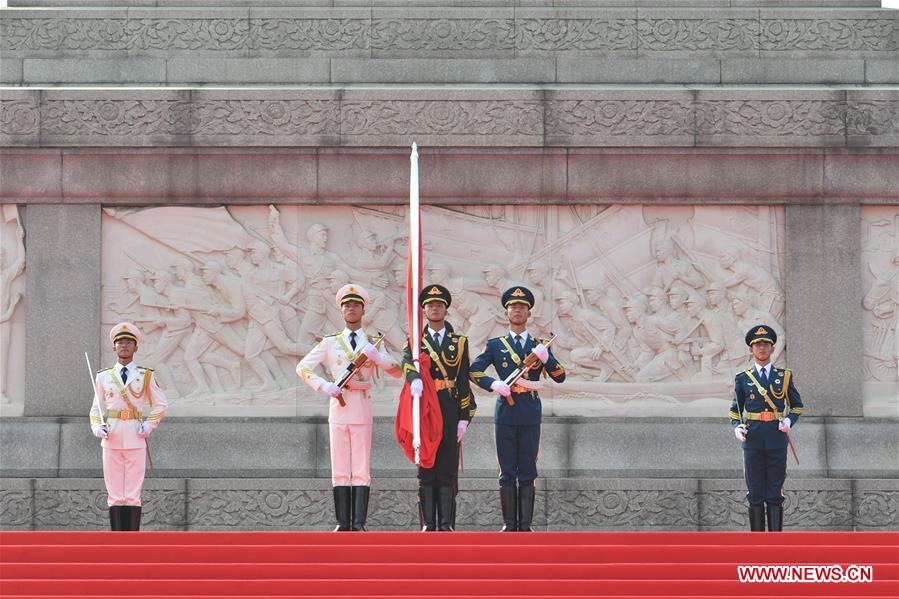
[102,447,147,507]
[495,423,540,487]
[329,423,372,487]
[743,446,787,507]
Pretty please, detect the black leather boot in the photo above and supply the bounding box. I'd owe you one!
[332,486,352,531]
[109,506,124,531]
[517,485,535,532]
[351,486,370,531]
[125,506,142,531]
[766,504,783,532]
[749,506,766,531]
[499,486,517,532]
[437,486,455,532]
[419,486,437,531]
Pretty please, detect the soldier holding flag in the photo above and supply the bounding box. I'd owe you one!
[470,287,566,532]
[297,284,402,531]
[402,284,477,531]
[729,325,804,532]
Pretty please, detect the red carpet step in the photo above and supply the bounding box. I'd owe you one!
[1,531,896,598]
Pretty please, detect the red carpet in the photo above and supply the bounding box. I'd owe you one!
[1,531,896,598]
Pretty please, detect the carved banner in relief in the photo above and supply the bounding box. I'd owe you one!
[0,205,26,415]
[861,207,899,418]
[100,204,786,417]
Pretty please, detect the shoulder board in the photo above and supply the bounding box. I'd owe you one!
[487,336,503,342]
[138,366,152,373]
[450,333,466,340]
[324,332,342,338]
[97,367,114,374]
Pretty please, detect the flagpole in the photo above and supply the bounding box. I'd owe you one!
[410,142,422,465]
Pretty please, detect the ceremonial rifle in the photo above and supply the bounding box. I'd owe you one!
[501,335,557,406]
[332,335,384,408]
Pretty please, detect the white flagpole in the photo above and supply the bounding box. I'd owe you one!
[410,142,422,465]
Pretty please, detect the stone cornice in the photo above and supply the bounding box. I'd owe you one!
[2,8,896,56]
[2,87,897,148]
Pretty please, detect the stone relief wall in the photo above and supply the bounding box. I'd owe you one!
[0,205,26,416]
[100,204,785,418]
[861,206,899,418]
[4,13,896,55]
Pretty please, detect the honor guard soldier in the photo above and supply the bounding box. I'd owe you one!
[470,287,566,531]
[729,325,804,532]
[89,323,168,531]
[402,284,477,532]
[297,284,402,531]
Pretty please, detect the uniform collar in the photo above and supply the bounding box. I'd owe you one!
[343,328,367,344]
[116,361,136,373]
[508,330,530,345]
[427,326,446,341]
[754,363,773,376]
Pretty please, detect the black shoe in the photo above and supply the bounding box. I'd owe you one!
[766,504,783,532]
[517,485,535,532]
[108,506,125,531]
[419,486,437,532]
[332,486,352,531]
[351,486,370,532]
[499,486,517,532]
[748,506,766,532]
[437,486,455,532]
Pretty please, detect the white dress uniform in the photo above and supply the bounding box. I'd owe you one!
[89,323,168,531]
[297,284,401,531]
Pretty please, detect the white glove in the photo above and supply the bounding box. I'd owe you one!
[734,426,747,442]
[779,417,791,432]
[491,380,512,397]
[94,426,109,439]
[323,382,341,397]
[533,343,549,364]
[410,378,423,396]
[457,420,469,442]
[362,343,380,363]
[137,423,150,440]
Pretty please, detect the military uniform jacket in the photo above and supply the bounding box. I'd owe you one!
[89,365,168,450]
[729,366,804,450]
[297,330,401,425]
[402,325,477,425]
[471,333,566,426]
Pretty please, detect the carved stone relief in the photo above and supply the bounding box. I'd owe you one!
[0,205,26,415]
[101,204,785,417]
[861,207,899,418]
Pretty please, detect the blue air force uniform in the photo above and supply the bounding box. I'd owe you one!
[729,325,804,531]
[470,286,565,531]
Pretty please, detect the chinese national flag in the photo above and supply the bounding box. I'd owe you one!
[395,352,443,468]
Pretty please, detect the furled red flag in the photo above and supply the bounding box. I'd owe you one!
[395,143,443,466]
[395,353,443,468]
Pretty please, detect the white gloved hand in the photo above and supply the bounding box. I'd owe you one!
[137,423,150,439]
[410,378,423,396]
[95,426,109,439]
[323,382,341,398]
[734,426,747,442]
[362,343,380,363]
[779,417,791,432]
[533,343,549,364]
[457,420,469,442]
[491,380,512,397]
